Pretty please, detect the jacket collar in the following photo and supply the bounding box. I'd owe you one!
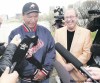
[22,23,37,32]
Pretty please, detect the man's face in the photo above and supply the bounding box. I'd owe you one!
[23,12,39,29]
[64,9,77,30]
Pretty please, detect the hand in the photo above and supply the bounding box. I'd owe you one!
[10,34,21,46]
[0,67,19,83]
[85,78,92,83]
[33,70,46,81]
[4,42,8,47]
[65,63,74,71]
[85,67,100,81]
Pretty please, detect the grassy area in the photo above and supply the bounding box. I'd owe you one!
[91,32,96,42]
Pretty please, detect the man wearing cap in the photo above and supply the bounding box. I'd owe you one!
[8,2,55,83]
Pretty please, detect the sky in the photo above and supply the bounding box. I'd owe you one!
[0,0,86,17]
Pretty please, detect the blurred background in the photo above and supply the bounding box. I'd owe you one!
[0,0,99,42]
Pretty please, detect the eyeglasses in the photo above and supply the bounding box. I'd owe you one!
[65,16,76,19]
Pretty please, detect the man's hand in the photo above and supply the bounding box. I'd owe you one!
[4,42,8,47]
[10,34,21,46]
[0,67,19,83]
[65,63,74,71]
[33,70,46,81]
[85,67,100,81]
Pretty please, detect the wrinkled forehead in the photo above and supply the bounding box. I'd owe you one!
[64,9,77,17]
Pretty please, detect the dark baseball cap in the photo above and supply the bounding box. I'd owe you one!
[22,2,40,15]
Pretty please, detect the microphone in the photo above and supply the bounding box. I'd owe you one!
[10,36,38,73]
[55,42,99,83]
[88,10,100,14]
[26,54,42,70]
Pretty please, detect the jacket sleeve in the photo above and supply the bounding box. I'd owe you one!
[0,45,6,56]
[41,33,56,76]
[0,43,17,75]
[78,30,92,65]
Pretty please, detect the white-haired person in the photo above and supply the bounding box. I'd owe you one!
[54,8,92,83]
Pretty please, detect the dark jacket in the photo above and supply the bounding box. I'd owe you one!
[0,43,17,76]
[0,45,6,56]
[8,24,56,80]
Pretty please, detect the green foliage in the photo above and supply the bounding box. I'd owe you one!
[91,32,96,41]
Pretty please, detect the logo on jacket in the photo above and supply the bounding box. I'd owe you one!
[20,43,28,50]
[27,39,44,56]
